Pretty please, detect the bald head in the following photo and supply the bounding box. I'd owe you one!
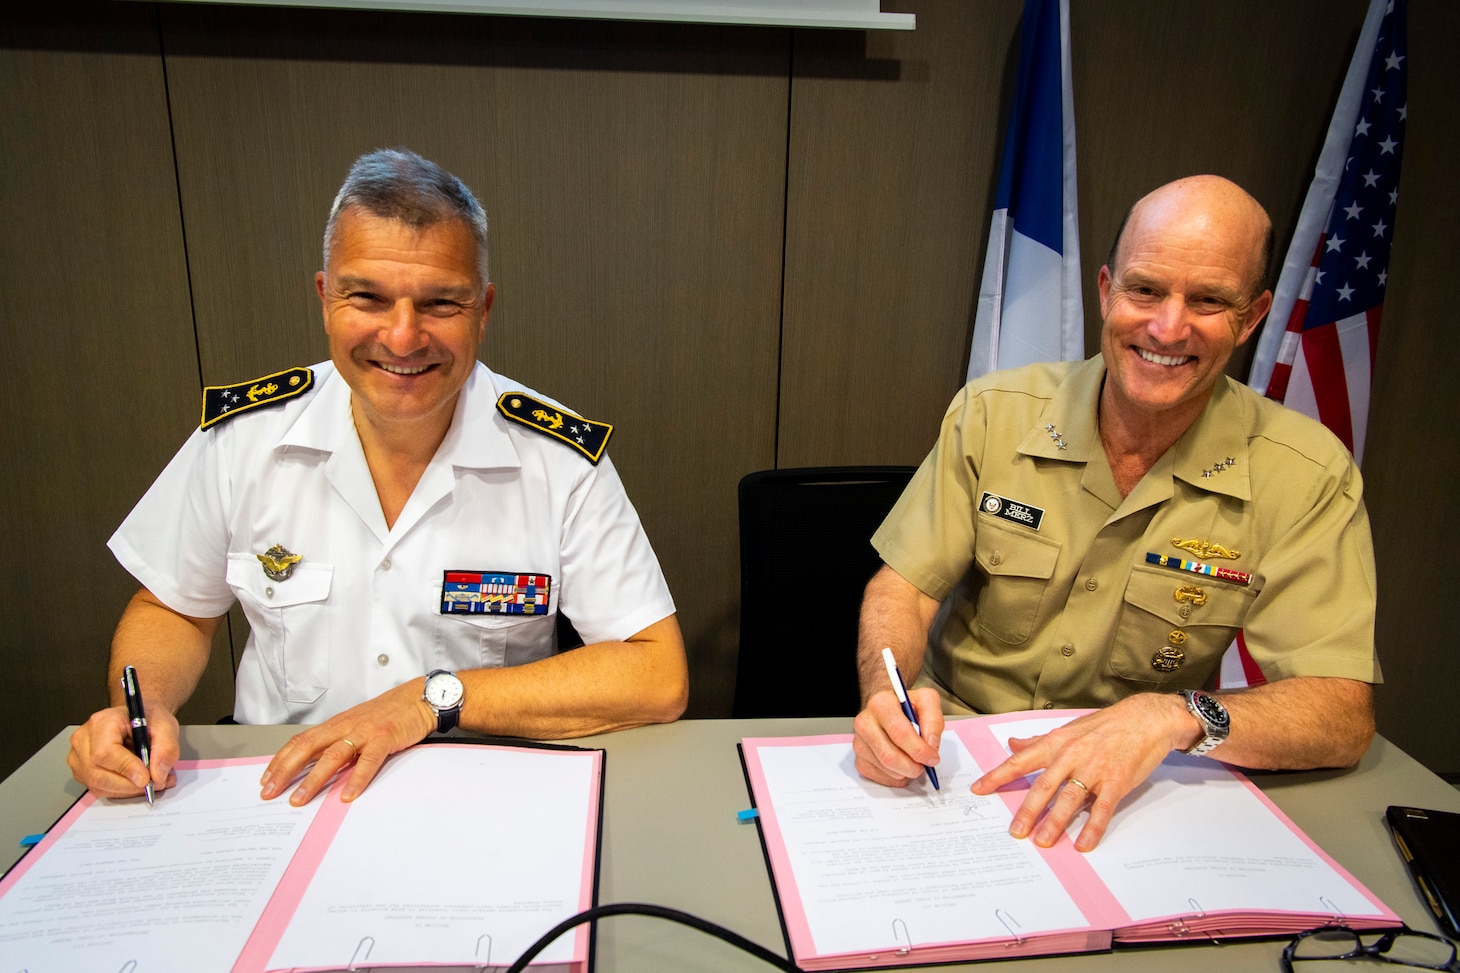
[1106,175,1274,300]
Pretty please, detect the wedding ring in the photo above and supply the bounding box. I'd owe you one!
[341,738,358,754]
[1066,777,1089,793]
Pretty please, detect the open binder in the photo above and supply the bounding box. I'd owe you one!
[0,740,603,972]
[741,711,1398,971]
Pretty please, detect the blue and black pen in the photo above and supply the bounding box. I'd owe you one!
[880,648,940,791]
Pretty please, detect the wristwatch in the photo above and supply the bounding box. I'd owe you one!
[1181,689,1231,756]
[422,669,465,734]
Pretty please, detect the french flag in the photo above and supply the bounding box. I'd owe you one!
[967,0,1083,381]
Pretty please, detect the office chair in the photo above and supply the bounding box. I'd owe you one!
[733,466,916,718]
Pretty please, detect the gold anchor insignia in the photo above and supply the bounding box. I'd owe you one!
[257,544,302,582]
[1151,645,1186,672]
[1172,537,1241,560]
[531,408,565,431]
[246,382,280,403]
[1174,585,1208,606]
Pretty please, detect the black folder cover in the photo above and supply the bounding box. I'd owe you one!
[1387,805,1460,939]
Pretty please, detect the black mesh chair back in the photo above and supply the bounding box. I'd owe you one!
[733,466,916,718]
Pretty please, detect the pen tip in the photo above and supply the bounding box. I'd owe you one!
[145,784,155,806]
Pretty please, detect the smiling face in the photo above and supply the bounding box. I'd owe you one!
[1098,176,1273,435]
[316,207,494,445]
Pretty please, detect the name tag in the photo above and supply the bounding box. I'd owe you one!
[979,492,1045,531]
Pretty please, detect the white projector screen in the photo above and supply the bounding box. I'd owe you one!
[141,0,916,30]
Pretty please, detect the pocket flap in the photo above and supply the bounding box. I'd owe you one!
[1123,563,1254,627]
[226,554,333,608]
[974,517,1061,580]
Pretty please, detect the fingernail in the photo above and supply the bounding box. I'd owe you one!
[289,789,308,807]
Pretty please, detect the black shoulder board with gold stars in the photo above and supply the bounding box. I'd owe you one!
[496,392,613,464]
[200,367,314,430]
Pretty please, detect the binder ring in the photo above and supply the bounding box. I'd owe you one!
[348,935,375,971]
[892,918,913,955]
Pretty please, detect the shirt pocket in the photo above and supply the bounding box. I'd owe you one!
[226,554,332,704]
[972,517,1062,645]
[1108,562,1257,689]
[431,610,558,670]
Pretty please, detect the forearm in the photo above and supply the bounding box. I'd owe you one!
[105,588,223,715]
[1209,676,1375,770]
[856,565,940,704]
[456,614,689,739]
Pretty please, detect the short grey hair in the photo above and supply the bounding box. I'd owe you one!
[322,148,490,288]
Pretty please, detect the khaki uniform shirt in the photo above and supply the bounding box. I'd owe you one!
[873,356,1380,715]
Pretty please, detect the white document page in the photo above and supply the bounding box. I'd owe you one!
[977,712,1386,924]
[1081,755,1383,921]
[265,744,599,970]
[752,736,1088,956]
[0,759,319,973]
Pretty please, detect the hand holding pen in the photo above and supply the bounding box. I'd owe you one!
[121,666,155,805]
[880,648,940,791]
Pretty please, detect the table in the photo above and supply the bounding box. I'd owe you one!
[4,720,1458,971]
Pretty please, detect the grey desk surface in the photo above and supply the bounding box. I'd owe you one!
[4,720,1459,972]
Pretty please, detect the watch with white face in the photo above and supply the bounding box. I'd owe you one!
[1181,689,1231,756]
[423,669,465,734]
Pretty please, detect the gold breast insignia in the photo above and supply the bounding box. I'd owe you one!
[258,544,302,582]
[1174,585,1208,606]
[1151,645,1186,672]
[1172,538,1240,561]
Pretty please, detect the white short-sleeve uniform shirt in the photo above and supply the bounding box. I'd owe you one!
[108,361,676,725]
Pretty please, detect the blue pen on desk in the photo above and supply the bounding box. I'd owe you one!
[121,666,155,806]
[880,648,939,791]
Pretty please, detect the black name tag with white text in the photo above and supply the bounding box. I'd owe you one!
[979,492,1045,531]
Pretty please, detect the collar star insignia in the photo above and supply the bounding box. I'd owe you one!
[1201,457,1238,478]
[1043,422,1067,450]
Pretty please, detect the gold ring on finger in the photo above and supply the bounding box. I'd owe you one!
[341,738,358,755]
[1066,777,1089,793]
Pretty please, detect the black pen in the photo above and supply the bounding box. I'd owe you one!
[121,665,155,805]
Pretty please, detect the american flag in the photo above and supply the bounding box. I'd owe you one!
[1219,0,1406,691]
[1249,0,1407,462]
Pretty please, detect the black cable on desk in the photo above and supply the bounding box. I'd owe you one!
[505,901,800,973]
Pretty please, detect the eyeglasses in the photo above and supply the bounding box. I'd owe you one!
[1282,926,1460,972]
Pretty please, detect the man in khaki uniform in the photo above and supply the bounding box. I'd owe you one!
[854,175,1379,852]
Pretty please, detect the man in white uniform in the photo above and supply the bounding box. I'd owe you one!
[68,148,688,806]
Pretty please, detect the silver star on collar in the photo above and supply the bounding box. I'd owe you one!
[1203,457,1238,478]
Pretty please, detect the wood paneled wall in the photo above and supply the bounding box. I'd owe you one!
[2,0,1456,781]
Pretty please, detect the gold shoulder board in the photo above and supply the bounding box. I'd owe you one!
[496,392,613,464]
[200,366,314,429]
